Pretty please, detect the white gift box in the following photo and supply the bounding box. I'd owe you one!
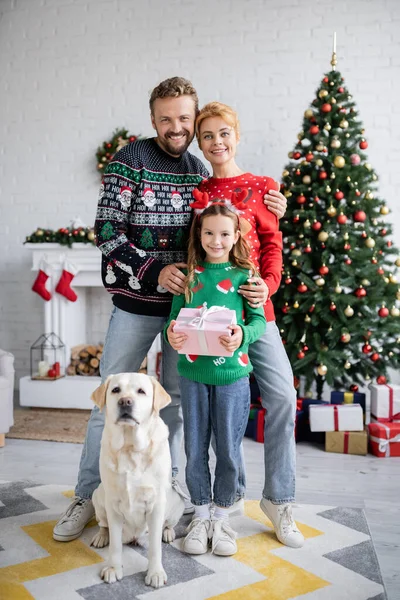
[370,384,400,423]
[309,403,364,432]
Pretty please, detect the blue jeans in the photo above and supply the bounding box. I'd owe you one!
[75,306,182,499]
[180,376,250,508]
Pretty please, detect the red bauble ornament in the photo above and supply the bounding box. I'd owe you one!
[371,352,380,362]
[285,277,292,284]
[297,351,305,360]
[350,384,359,392]
[321,103,332,113]
[293,151,302,159]
[310,125,319,135]
[319,170,327,180]
[309,304,315,313]
[323,77,329,83]
[297,194,306,204]
[319,265,329,275]
[354,210,367,222]
[129,136,137,142]
[344,243,351,251]
[295,169,301,175]
[303,345,309,352]
[297,283,308,293]
[330,303,336,311]
[282,339,286,344]
[282,306,289,314]
[362,344,372,353]
[312,221,322,231]
[359,139,368,150]
[380,228,387,236]
[335,190,344,200]
[293,215,300,223]
[306,152,314,161]
[345,258,352,265]
[361,232,367,239]
[106,143,112,148]
[377,267,384,274]
[377,375,387,385]
[378,306,389,317]
[338,86,344,93]
[337,214,348,225]
[304,245,312,253]
[387,241,393,247]
[355,287,367,298]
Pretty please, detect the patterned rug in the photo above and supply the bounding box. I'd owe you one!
[0,481,387,600]
[6,409,90,444]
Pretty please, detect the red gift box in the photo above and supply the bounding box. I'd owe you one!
[368,422,400,457]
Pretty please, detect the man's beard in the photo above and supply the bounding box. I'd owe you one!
[158,130,193,157]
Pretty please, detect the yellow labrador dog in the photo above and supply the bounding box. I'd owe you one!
[90,373,185,589]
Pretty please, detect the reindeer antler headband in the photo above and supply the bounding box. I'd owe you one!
[190,188,248,215]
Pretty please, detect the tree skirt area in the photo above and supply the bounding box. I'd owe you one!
[6,408,90,444]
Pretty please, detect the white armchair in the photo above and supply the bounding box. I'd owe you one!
[0,349,15,447]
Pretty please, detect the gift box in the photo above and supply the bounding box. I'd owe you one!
[295,401,326,444]
[331,391,366,418]
[369,384,400,423]
[245,404,265,443]
[310,403,364,432]
[325,428,368,455]
[369,422,400,457]
[174,305,236,356]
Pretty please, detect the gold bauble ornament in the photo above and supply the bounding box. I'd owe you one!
[344,305,354,317]
[344,361,351,369]
[380,205,389,215]
[327,205,337,217]
[316,144,324,151]
[324,123,332,131]
[335,284,343,293]
[365,191,374,200]
[395,258,400,267]
[334,155,346,168]
[316,277,325,286]
[317,364,328,376]
[384,277,390,284]
[340,119,349,129]
[293,301,299,309]
[304,109,313,119]
[282,169,290,177]
[284,190,292,198]
[291,249,301,256]
[343,232,349,240]
[304,219,311,228]
[361,279,371,286]
[346,176,351,182]
[341,332,351,343]
[331,139,341,149]
[97,163,104,169]
[298,131,304,140]
[292,260,298,266]
[87,231,95,241]
[372,219,378,226]
[288,152,293,159]
[319,90,329,98]
[365,163,372,171]
[390,274,398,283]
[305,315,311,322]
[390,307,400,317]
[36,229,44,236]
[331,97,337,103]
[330,173,336,179]
[389,351,394,357]
[302,175,311,184]
[315,159,323,166]
[365,237,376,248]
[372,174,378,181]
[325,185,332,193]
[318,231,329,242]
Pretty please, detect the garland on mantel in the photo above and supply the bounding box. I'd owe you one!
[96,128,145,175]
[25,226,95,247]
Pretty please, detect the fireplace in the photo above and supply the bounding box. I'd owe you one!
[20,243,160,409]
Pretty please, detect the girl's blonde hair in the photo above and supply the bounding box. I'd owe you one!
[195,101,240,147]
[185,203,256,301]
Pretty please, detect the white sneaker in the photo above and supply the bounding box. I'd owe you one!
[182,518,212,555]
[211,519,237,556]
[227,498,245,517]
[260,498,304,548]
[171,477,194,515]
[53,497,95,542]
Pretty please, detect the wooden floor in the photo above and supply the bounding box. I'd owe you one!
[0,437,399,599]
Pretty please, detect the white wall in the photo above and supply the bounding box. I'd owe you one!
[1,0,399,385]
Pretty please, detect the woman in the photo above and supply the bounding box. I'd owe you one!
[195,102,303,548]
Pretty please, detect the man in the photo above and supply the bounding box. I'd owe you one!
[53,77,289,543]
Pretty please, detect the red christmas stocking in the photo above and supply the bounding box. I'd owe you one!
[32,259,52,301]
[55,261,78,302]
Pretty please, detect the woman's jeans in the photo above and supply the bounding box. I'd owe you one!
[180,376,250,508]
[75,306,181,499]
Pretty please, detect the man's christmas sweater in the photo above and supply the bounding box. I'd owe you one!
[164,262,266,386]
[199,173,282,321]
[94,138,209,316]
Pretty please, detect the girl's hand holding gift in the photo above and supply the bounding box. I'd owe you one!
[219,324,243,353]
[239,277,269,308]
[167,320,187,351]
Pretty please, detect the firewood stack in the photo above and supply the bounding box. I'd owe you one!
[67,344,103,376]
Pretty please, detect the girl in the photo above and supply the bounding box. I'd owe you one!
[194,102,303,548]
[165,199,266,556]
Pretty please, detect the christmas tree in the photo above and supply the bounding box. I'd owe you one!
[275,46,400,398]
[140,228,154,249]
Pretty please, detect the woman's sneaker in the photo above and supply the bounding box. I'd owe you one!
[260,498,304,548]
[53,497,95,542]
[182,518,212,555]
[211,519,237,556]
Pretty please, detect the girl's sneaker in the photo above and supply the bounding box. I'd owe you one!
[182,518,212,555]
[211,519,237,556]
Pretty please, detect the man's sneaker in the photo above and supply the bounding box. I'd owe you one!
[53,497,95,542]
[227,497,245,517]
[260,498,304,548]
[182,518,212,555]
[172,477,194,515]
[211,519,237,556]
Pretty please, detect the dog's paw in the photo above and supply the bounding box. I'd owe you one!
[145,567,167,588]
[162,525,176,543]
[90,527,109,548]
[100,565,123,583]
